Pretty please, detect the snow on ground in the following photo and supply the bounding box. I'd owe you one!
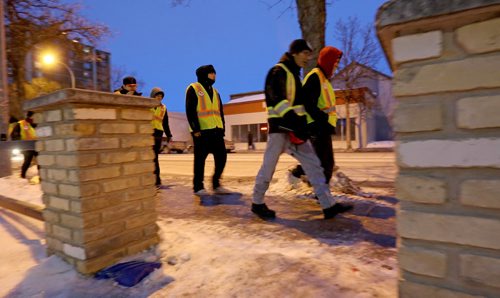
[366,141,395,148]
[0,168,397,297]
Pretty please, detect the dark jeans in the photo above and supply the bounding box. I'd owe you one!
[21,150,38,178]
[192,134,227,192]
[291,133,335,184]
[153,136,162,185]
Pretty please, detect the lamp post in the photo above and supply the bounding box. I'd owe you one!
[42,54,76,89]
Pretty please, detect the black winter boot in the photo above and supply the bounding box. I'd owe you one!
[251,203,276,219]
[323,203,353,219]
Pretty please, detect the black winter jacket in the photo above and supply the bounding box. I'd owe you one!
[264,53,308,136]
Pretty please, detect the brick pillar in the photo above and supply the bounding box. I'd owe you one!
[25,89,159,274]
[377,1,500,297]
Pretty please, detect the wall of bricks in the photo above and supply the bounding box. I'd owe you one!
[25,89,159,274]
[377,1,500,297]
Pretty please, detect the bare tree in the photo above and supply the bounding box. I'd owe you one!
[5,0,109,118]
[172,0,328,74]
[333,16,381,150]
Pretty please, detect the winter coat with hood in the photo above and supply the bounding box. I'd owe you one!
[150,87,172,138]
[264,52,308,136]
[185,65,225,137]
[302,46,343,135]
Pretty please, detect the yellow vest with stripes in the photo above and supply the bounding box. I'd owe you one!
[187,82,224,131]
[151,105,166,131]
[303,68,337,126]
[18,119,36,140]
[267,63,306,119]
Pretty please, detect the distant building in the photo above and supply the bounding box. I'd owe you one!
[332,62,395,145]
[223,64,395,150]
[223,88,375,150]
[25,42,111,92]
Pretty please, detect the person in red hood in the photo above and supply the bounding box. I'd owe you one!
[290,46,343,185]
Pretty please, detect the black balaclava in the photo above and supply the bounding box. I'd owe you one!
[196,65,216,87]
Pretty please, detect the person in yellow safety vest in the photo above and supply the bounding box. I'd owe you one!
[8,116,20,140]
[290,46,343,185]
[186,64,231,196]
[251,39,352,220]
[11,111,38,179]
[114,76,142,96]
[150,87,172,187]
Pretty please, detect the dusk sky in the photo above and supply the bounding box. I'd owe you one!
[78,0,389,112]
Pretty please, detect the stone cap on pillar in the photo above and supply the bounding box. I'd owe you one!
[23,89,159,112]
[376,0,500,70]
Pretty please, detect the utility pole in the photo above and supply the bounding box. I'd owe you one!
[0,0,12,177]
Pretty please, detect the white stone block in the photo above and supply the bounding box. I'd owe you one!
[392,31,442,63]
[398,138,500,168]
[63,243,86,260]
[36,126,53,138]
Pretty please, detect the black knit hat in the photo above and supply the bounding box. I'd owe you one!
[123,76,137,85]
[289,39,313,54]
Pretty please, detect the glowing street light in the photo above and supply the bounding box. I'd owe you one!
[41,53,75,89]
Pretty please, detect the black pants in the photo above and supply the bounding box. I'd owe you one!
[192,134,227,192]
[153,136,162,185]
[291,133,335,184]
[21,150,38,178]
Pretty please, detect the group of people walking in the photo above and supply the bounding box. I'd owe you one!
[119,38,352,220]
[10,38,352,221]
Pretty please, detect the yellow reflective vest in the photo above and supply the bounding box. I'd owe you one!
[266,63,306,119]
[18,119,36,140]
[187,82,224,131]
[303,67,337,126]
[151,105,166,131]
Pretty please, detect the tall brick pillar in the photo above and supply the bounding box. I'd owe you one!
[25,89,159,274]
[377,1,500,297]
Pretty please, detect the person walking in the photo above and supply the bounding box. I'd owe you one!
[114,76,142,96]
[247,131,255,150]
[186,64,230,195]
[290,46,343,184]
[11,111,38,179]
[150,87,172,187]
[251,39,352,220]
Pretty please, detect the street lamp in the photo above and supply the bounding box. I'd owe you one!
[41,53,76,89]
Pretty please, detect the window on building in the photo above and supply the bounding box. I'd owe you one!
[333,118,356,141]
[231,123,268,143]
[83,62,92,70]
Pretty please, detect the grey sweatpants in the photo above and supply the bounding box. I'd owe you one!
[252,133,336,209]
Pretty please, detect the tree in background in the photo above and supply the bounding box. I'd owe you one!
[4,0,109,118]
[333,16,381,150]
[172,0,328,74]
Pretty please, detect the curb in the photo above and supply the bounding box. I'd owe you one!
[0,194,44,221]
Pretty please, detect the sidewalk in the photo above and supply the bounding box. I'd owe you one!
[0,172,398,297]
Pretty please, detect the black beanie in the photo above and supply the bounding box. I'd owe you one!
[123,76,137,85]
[289,39,313,54]
[196,65,216,78]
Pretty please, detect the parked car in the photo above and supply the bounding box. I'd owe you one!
[225,139,235,153]
[160,138,189,154]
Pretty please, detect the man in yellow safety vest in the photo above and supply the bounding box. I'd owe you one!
[11,111,38,178]
[290,46,343,185]
[251,39,352,220]
[185,65,231,196]
[150,87,172,187]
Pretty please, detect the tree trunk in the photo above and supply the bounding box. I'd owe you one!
[295,0,325,75]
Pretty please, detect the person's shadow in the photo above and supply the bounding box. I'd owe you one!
[199,192,245,207]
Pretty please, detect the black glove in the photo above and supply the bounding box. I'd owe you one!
[293,127,309,142]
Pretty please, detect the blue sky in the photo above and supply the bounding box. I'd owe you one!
[79,0,389,112]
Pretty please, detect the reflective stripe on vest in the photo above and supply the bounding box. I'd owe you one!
[303,68,337,126]
[187,82,224,131]
[18,120,36,140]
[267,63,305,119]
[151,105,166,131]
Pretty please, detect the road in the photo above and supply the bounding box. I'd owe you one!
[159,151,397,185]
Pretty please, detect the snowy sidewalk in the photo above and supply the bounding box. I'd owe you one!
[0,170,398,297]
